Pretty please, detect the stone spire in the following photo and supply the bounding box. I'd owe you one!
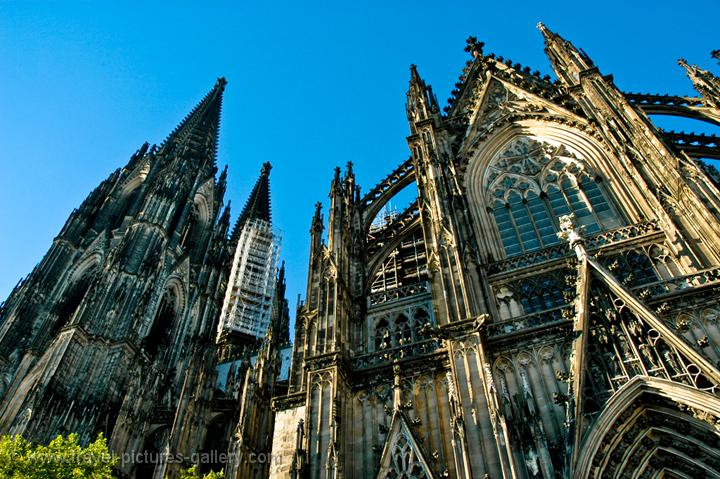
[406,64,440,131]
[268,261,290,346]
[538,22,595,85]
[158,77,227,168]
[678,58,720,109]
[229,162,272,247]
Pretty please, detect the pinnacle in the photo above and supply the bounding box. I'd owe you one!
[537,21,557,43]
[409,64,421,82]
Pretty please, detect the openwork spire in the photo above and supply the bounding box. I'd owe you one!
[230,162,272,245]
[159,77,227,166]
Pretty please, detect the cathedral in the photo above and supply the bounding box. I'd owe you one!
[1,23,720,479]
[268,24,720,479]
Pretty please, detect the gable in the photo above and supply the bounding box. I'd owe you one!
[377,411,436,479]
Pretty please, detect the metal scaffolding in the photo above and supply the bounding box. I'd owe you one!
[219,217,281,340]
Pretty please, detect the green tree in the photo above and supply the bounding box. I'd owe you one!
[0,433,116,479]
[177,465,224,479]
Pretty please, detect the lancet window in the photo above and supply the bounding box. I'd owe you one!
[143,288,180,357]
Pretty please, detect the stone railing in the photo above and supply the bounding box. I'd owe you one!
[351,338,442,369]
[486,305,571,338]
[486,267,720,339]
[486,221,661,275]
[633,267,720,298]
[368,282,430,306]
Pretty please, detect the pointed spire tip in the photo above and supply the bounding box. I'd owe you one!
[409,64,420,81]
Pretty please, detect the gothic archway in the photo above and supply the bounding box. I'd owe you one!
[574,376,720,478]
[142,284,183,358]
[464,122,646,261]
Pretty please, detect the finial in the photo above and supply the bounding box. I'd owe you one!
[464,36,484,58]
[678,58,689,68]
[215,77,228,89]
[313,201,323,222]
[557,214,585,249]
[537,22,554,42]
[713,50,720,62]
[261,161,272,175]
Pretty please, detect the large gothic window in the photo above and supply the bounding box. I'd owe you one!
[142,288,179,358]
[485,137,622,256]
[53,270,96,335]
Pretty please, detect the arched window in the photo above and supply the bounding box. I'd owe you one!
[53,270,96,335]
[143,289,179,358]
[180,206,198,251]
[374,318,390,351]
[486,137,622,256]
[395,314,412,345]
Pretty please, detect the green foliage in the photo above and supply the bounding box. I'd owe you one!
[0,433,117,479]
[177,466,224,479]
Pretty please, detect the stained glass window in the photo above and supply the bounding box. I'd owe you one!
[486,137,622,256]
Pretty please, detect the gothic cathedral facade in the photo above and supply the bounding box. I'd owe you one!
[0,78,240,478]
[1,23,720,479]
[270,25,720,479]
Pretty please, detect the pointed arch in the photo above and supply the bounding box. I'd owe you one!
[367,221,425,292]
[142,279,185,358]
[361,157,417,232]
[52,254,101,335]
[464,121,643,260]
[574,376,720,479]
[377,411,436,479]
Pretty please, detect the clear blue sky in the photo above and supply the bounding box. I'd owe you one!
[1,1,718,325]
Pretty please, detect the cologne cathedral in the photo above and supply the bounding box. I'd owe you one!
[268,25,720,479]
[1,23,720,479]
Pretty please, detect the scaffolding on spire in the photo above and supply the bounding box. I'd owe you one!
[218,163,281,356]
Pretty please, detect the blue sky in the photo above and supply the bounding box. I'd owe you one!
[1,1,718,324]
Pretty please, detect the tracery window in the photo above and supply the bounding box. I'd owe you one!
[380,435,430,479]
[375,318,390,351]
[486,137,622,256]
[370,306,432,352]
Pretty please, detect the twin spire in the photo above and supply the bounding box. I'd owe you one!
[158,78,274,250]
[230,162,273,247]
[159,77,227,168]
